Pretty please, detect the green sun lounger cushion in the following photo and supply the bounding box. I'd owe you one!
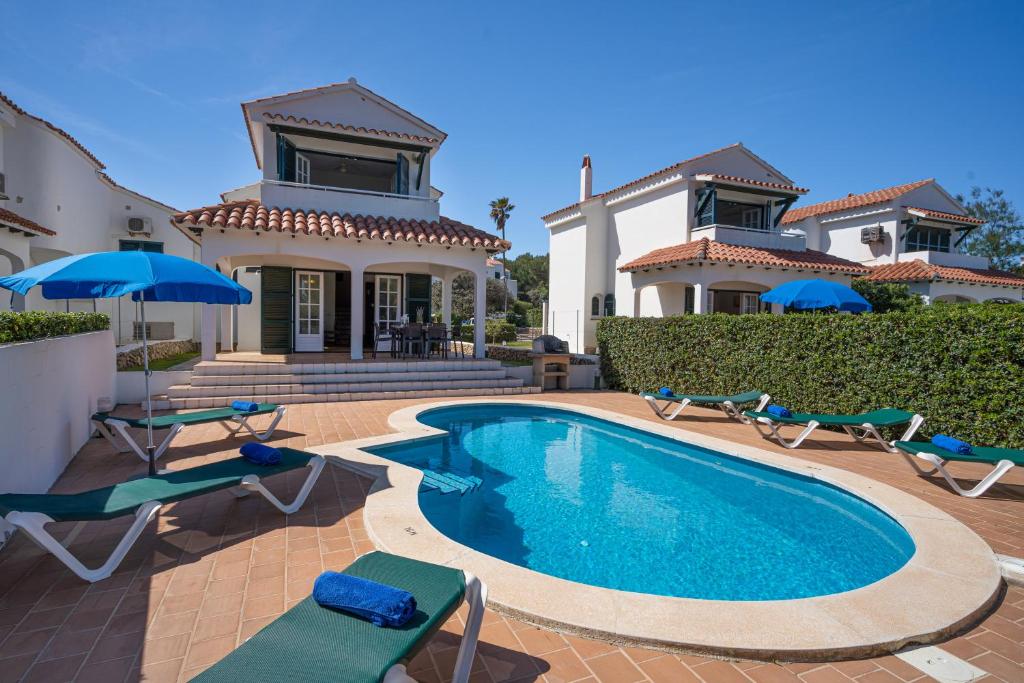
[194,551,466,683]
[91,403,279,430]
[641,390,764,404]
[0,448,314,522]
[894,441,1024,466]
[743,408,915,427]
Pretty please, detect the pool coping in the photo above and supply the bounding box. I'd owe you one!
[311,398,1003,662]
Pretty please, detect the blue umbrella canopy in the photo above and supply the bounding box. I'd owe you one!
[760,278,872,313]
[0,251,251,304]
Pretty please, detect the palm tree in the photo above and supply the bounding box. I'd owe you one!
[489,197,515,314]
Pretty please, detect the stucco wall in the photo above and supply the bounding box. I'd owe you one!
[0,330,116,494]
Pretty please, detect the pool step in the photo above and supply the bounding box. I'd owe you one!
[419,469,483,495]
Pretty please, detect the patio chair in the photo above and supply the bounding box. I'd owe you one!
[894,440,1024,498]
[450,323,466,358]
[92,404,286,463]
[0,448,325,582]
[640,390,770,421]
[425,324,448,359]
[403,323,425,359]
[742,407,924,451]
[372,322,395,360]
[193,551,487,683]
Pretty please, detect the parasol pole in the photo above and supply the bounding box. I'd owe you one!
[139,289,157,476]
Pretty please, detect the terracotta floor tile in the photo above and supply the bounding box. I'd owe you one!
[584,651,646,683]
[532,647,591,683]
[75,655,135,683]
[514,626,569,656]
[137,656,183,683]
[145,610,198,641]
[0,627,58,658]
[184,633,237,669]
[638,654,703,683]
[193,613,240,643]
[854,670,905,683]
[799,666,857,683]
[968,651,1023,683]
[562,634,618,661]
[968,630,1024,663]
[21,653,87,683]
[87,629,145,663]
[744,664,803,683]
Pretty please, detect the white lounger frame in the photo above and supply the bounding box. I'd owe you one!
[901,451,1018,498]
[641,392,770,422]
[382,572,488,683]
[93,405,287,462]
[749,413,925,451]
[0,454,325,583]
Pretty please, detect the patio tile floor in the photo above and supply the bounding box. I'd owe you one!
[0,391,1021,682]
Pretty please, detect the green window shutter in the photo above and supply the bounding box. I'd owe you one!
[395,153,409,195]
[261,267,293,353]
[405,273,432,323]
[278,136,297,183]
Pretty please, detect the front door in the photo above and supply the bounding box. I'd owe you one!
[294,270,324,352]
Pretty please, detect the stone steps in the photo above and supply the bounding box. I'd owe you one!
[148,356,537,410]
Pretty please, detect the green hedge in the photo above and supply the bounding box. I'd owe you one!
[0,311,110,345]
[597,306,1024,446]
[459,321,517,344]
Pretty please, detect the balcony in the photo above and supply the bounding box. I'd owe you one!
[260,179,440,221]
[899,249,990,269]
[691,224,806,251]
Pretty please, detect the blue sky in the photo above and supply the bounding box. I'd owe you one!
[2,1,1021,257]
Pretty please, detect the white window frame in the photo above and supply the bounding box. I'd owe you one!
[741,207,763,230]
[295,153,311,185]
[741,293,760,314]
[375,274,402,327]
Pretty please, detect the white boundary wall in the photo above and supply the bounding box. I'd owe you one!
[0,330,115,493]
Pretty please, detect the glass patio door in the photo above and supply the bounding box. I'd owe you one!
[294,270,323,352]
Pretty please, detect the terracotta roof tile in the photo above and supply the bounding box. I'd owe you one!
[0,91,105,169]
[695,173,809,194]
[0,208,57,236]
[905,206,985,225]
[542,143,747,221]
[262,113,440,145]
[866,260,1024,288]
[172,201,510,251]
[618,237,869,273]
[781,179,934,224]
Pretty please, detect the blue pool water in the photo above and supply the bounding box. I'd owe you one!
[367,405,915,600]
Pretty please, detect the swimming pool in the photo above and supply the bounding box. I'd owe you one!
[365,404,916,601]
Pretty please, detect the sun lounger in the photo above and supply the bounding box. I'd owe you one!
[743,408,924,451]
[194,550,487,683]
[894,440,1023,498]
[92,403,286,462]
[640,390,770,421]
[0,448,324,582]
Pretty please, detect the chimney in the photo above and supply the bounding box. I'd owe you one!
[580,155,593,202]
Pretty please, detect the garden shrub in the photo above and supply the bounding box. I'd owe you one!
[459,321,517,343]
[0,311,110,344]
[597,306,1024,446]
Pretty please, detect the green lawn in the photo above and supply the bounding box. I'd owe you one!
[503,340,533,348]
[121,351,200,372]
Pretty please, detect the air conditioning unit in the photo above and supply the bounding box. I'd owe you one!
[860,225,884,243]
[127,216,152,234]
[133,321,175,341]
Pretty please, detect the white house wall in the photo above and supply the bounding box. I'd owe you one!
[547,216,588,352]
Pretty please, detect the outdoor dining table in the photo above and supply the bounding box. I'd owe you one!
[390,323,451,359]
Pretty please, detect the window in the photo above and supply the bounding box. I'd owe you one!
[376,275,401,327]
[295,153,310,185]
[603,293,615,317]
[715,200,765,230]
[741,207,763,230]
[741,293,760,314]
[495,271,502,280]
[119,240,163,253]
[906,225,951,253]
[591,296,601,317]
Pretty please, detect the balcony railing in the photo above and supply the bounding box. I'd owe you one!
[264,179,436,204]
[691,224,806,251]
[259,179,440,222]
[899,249,990,269]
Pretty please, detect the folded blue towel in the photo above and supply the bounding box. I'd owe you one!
[658,387,674,397]
[766,405,793,418]
[313,571,417,628]
[231,400,260,413]
[932,434,973,455]
[240,442,281,466]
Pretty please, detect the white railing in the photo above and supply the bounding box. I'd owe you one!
[691,224,806,251]
[263,179,437,204]
[899,249,990,269]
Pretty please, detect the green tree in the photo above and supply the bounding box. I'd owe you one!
[955,186,1024,271]
[489,197,515,312]
[431,273,507,323]
[851,279,924,313]
[506,252,549,307]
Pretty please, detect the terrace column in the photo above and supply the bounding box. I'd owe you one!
[691,283,707,314]
[441,277,453,326]
[473,270,486,358]
[349,267,365,360]
[219,304,233,353]
[201,304,217,360]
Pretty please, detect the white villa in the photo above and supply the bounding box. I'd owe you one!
[486,257,518,299]
[0,92,198,343]
[543,144,869,353]
[782,179,1024,304]
[170,79,508,361]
